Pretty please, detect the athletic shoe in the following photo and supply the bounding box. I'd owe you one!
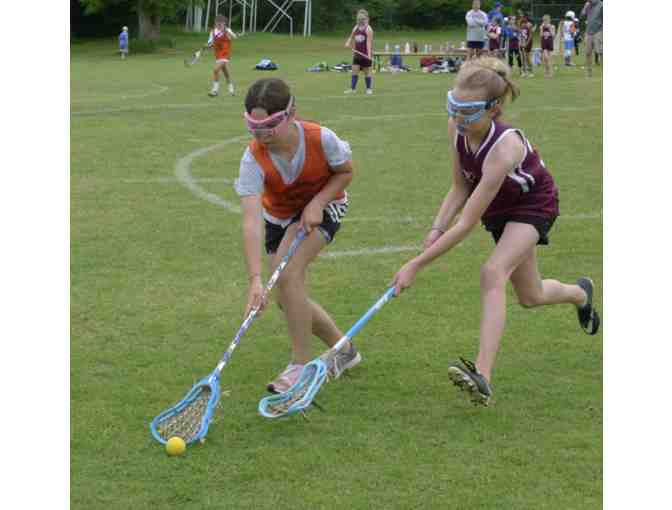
[365,88,373,95]
[344,89,356,94]
[576,277,600,335]
[448,357,492,406]
[208,90,218,97]
[326,341,362,379]
[228,83,235,95]
[267,363,304,394]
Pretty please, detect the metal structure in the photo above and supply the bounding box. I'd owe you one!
[215,0,312,36]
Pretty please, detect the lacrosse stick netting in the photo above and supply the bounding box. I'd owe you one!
[258,287,396,419]
[150,229,306,444]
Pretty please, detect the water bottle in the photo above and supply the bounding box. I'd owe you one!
[404,42,411,54]
[384,42,390,52]
[428,44,433,53]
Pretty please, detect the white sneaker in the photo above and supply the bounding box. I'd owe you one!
[344,89,356,94]
[267,363,305,394]
[208,89,218,97]
[228,83,235,95]
[325,342,362,379]
[365,89,373,95]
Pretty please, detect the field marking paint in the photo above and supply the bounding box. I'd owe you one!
[174,136,248,213]
[71,84,169,104]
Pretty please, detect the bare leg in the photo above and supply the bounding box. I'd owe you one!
[221,62,232,84]
[269,224,340,364]
[475,223,540,382]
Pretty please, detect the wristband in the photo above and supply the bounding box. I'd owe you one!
[430,227,446,234]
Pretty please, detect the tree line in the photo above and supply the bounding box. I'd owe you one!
[73,0,534,39]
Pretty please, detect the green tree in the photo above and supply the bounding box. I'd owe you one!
[79,0,199,40]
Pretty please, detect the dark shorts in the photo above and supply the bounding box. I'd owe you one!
[264,202,348,254]
[483,215,557,246]
[353,55,372,68]
[541,39,554,52]
[467,41,485,49]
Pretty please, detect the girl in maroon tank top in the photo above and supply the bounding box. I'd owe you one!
[391,58,600,406]
[344,9,374,95]
[539,15,556,78]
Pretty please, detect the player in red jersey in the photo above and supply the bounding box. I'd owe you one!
[539,15,556,78]
[487,18,503,58]
[207,15,238,97]
[344,9,374,95]
[391,58,600,406]
[237,78,359,393]
[518,15,535,77]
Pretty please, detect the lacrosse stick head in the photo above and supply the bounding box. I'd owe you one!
[150,372,221,445]
[184,50,201,67]
[258,360,328,418]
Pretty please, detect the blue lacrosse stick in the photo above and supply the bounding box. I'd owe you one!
[150,228,307,444]
[258,286,397,419]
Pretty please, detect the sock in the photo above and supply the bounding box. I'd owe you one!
[212,81,220,91]
[351,74,359,90]
[364,76,372,90]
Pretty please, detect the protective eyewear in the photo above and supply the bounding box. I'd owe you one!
[244,96,295,136]
[446,90,499,125]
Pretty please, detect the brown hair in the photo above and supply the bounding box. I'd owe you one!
[215,15,228,25]
[454,56,520,106]
[244,78,292,115]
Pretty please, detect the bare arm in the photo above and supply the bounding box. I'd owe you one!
[299,161,353,232]
[367,26,374,58]
[429,120,470,233]
[240,195,264,281]
[344,25,357,47]
[391,132,525,294]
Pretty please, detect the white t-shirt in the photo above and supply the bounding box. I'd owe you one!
[235,122,352,226]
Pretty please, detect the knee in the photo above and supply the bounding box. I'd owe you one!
[480,262,508,291]
[517,291,543,308]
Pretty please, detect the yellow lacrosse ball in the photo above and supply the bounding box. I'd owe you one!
[165,436,186,456]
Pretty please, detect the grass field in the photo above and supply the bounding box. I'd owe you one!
[70,28,602,510]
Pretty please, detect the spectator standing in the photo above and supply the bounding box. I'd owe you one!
[118,26,129,60]
[581,0,603,77]
[466,0,489,60]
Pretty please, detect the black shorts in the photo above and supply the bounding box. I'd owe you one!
[483,215,557,246]
[467,41,485,49]
[352,55,372,68]
[264,202,348,254]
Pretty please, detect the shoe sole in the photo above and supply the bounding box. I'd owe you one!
[448,366,490,406]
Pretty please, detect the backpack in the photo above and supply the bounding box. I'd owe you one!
[254,59,278,70]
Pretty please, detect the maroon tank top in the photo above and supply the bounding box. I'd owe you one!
[353,25,368,55]
[541,24,554,51]
[455,121,559,221]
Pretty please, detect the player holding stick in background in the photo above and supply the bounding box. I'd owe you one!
[207,15,238,97]
[344,9,374,95]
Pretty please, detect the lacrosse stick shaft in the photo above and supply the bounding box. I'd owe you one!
[212,228,306,376]
[328,286,396,354]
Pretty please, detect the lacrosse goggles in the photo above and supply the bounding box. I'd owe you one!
[244,96,295,137]
[446,90,500,132]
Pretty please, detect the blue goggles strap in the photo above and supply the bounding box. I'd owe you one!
[446,90,500,123]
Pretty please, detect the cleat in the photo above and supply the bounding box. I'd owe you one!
[576,277,600,335]
[448,358,492,406]
[326,342,362,379]
[267,363,304,394]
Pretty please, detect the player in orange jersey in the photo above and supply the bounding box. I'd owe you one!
[207,15,238,97]
[236,78,360,393]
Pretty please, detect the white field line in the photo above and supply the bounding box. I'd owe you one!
[174,136,248,213]
[71,84,169,104]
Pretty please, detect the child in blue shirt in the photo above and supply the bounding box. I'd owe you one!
[119,26,129,60]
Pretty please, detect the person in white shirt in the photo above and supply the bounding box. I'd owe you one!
[466,0,489,60]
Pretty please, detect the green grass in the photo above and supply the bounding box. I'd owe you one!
[71,29,602,510]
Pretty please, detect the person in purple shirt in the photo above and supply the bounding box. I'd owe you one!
[391,57,600,406]
[344,9,374,95]
[119,26,129,60]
